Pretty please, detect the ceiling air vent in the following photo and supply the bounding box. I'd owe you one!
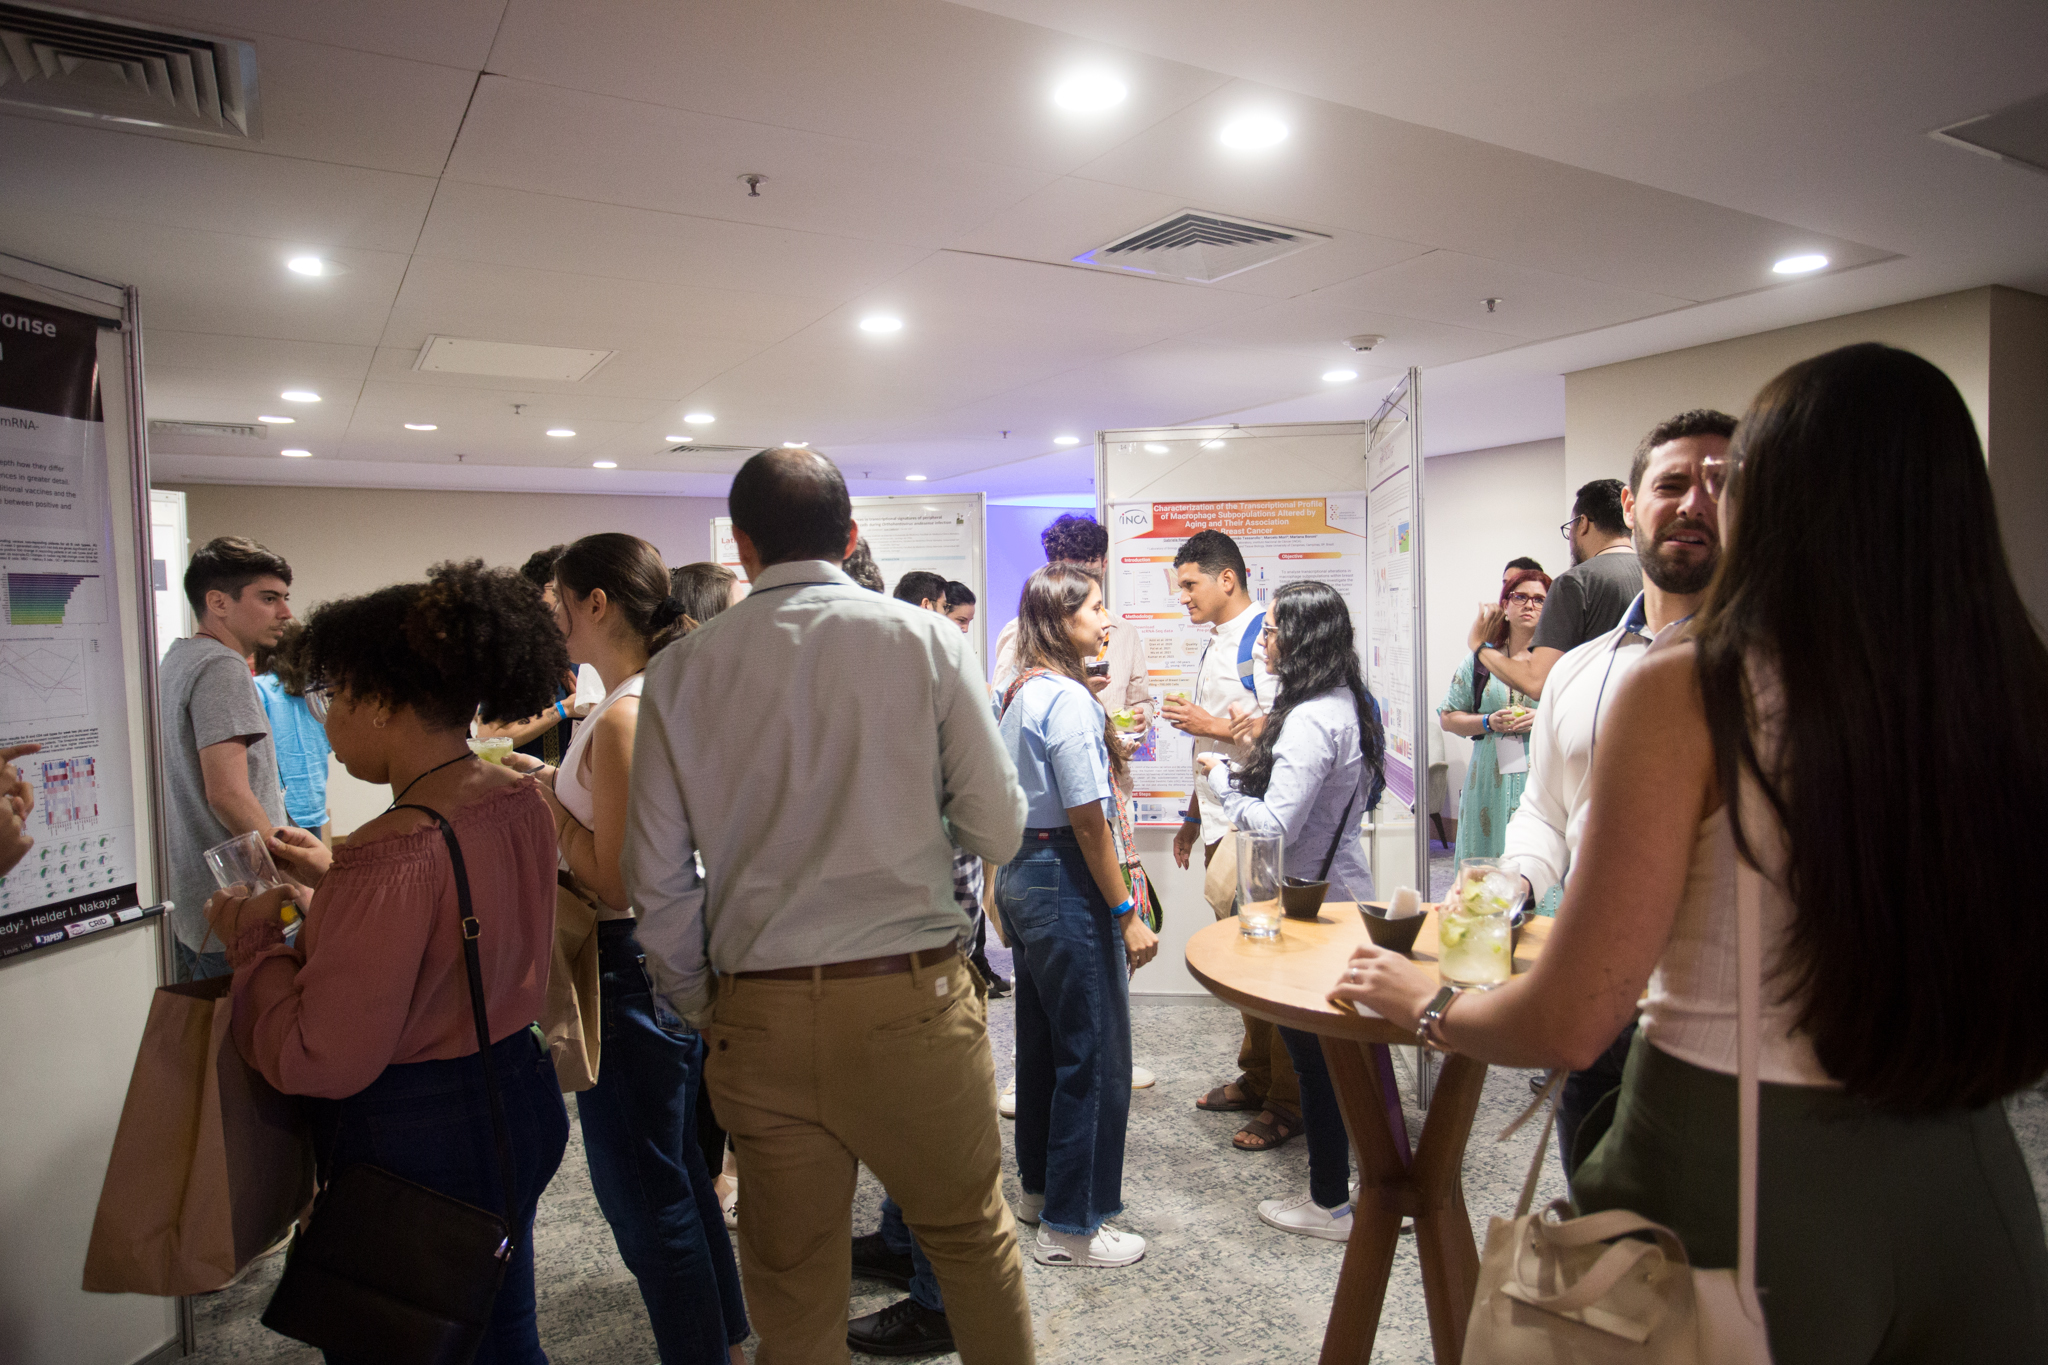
[1932,90,2048,176]
[667,443,765,457]
[150,420,266,439]
[1073,210,1329,283]
[0,1,259,138]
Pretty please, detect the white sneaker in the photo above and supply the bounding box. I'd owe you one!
[1258,1193,1353,1242]
[1131,1064,1155,1089]
[1015,1191,1045,1225]
[1033,1222,1146,1268]
[721,1186,739,1231]
[998,1081,1016,1119]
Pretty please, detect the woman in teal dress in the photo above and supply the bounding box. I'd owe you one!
[1439,569,1550,876]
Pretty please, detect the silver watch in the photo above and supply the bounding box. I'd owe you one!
[1416,984,1459,1050]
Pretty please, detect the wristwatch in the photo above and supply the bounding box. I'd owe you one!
[1416,984,1459,1051]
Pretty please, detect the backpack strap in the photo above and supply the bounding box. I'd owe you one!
[1236,607,1265,692]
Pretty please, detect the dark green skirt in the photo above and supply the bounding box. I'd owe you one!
[1573,1034,2048,1363]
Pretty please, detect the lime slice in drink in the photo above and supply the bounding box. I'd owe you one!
[1440,918,1468,949]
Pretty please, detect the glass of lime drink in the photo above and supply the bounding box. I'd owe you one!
[1439,857,1526,989]
[468,736,516,765]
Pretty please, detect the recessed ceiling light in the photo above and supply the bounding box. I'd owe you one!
[859,314,904,334]
[280,448,312,458]
[1322,369,1358,383]
[784,441,808,448]
[286,256,325,276]
[280,390,320,403]
[1053,74,1127,111]
[683,412,715,425]
[258,414,293,424]
[1220,114,1289,149]
[1053,435,1081,446]
[905,474,928,481]
[665,434,694,443]
[1201,439,1226,449]
[546,428,575,438]
[1144,442,1169,454]
[1772,253,1829,275]
[404,423,437,431]
[592,461,617,469]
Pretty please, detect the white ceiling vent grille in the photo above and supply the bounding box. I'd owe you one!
[667,443,763,456]
[0,1,259,138]
[1932,90,2048,176]
[150,419,266,439]
[1072,210,1329,283]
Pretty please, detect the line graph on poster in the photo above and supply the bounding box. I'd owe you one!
[0,638,88,724]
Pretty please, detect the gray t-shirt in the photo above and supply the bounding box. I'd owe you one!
[159,636,286,950]
[1532,549,1643,655]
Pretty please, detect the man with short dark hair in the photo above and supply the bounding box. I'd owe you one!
[628,448,1033,1365]
[161,536,293,980]
[1503,555,1544,586]
[1472,479,1640,699]
[893,569,951,612]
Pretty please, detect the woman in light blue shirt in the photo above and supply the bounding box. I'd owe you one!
[253,623,332,835]
[995,563,1159,1270]
[1199,579,1384,1243]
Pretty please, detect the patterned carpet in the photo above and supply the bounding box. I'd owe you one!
[186,973,2048,1364]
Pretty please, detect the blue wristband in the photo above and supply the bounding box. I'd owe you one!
[1481,713,1492,733]
[555,699,569,719]
[1112,898,1135,917]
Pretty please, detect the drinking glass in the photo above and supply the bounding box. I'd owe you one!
[203,829,300,929]
[1235,829,1285,940]
[469,736,516,764]
[1439,857,1526,989]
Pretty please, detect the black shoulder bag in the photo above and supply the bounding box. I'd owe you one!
[262,807,521,1365]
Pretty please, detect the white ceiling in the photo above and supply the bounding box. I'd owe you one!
[3,0,2042,501]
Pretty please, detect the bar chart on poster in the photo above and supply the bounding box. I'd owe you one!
[6,568,106,625]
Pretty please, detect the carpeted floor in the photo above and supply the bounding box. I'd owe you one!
[187,968,2048,1365]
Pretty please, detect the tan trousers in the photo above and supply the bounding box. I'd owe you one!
[705,959,1034,1365]
[1205,839,1302,1118]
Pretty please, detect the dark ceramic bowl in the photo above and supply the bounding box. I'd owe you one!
[1280,876,1329,920]
[1361,901,1425,954]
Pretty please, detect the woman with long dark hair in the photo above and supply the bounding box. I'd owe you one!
[1334,343,2048,1357]
[206,561,572,1364]
[1438,568,1549,866]
[1197,580,1384,1236]
[512,533,750,1365]
[994,563,1159,1269]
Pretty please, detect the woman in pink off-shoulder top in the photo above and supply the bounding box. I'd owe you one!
[205,559,574,1365]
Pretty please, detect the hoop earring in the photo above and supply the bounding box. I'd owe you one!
[372,715,388,729]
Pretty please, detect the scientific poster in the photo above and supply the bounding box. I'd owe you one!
[1107,496,1368,826]
[1365,427,1420,807]
[0,292,142,958]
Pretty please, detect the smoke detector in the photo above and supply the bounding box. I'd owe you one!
[0,1,260,138]
[1073,210,1329,284]
[1345,334,1386,352]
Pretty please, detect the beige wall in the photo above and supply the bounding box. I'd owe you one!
[1422,437,1567,820]
[159,483,726,832]
[1988,288,2048,624]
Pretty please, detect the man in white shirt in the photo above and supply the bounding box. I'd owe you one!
[1501,409,1733,1174]
[1160,530,1292,1149]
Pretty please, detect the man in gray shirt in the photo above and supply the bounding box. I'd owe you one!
[160,537,292,980]
[627,449,1032,1365]
[1471,478,1641,699]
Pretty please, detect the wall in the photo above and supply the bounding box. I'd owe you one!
[1420,438,1568,819]
[161,483,725,833]
[983,504,1069,660]
[1988,288,2048,625]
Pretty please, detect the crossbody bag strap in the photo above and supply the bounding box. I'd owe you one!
[1733,791,1765,1325]
[394,803,520,1250]
[1317,783,1361,883]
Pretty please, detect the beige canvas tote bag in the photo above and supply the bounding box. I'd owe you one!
[1461,845,1773,1363]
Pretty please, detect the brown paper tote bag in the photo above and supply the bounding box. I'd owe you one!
[83,975,315,1296]
[544,871,604,1092]
[1203,832,1237,919]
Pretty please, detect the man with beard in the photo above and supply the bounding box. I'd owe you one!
[1472,480,1639,698]
[1498,409,1734,1177]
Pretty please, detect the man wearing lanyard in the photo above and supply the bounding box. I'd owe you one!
[1499,409,1735,1176]
[1161,530,1291,1148]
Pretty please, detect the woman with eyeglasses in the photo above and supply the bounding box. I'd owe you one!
[1335,344,2048,1360]
[1439,568,1550,872]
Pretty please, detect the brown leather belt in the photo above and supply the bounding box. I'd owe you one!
[734,944,960,983]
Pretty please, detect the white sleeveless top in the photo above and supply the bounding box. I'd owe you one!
[556,672,642,919]
[1640,779,1837,1087]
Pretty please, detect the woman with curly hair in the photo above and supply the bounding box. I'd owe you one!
[1197,580,1383,1234]
[204,560,573,1365]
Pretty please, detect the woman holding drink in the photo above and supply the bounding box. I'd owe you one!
[1196,580,1384,1238]
[994,563,1159,1269]
[1332,344,2048,1360]
[1438,569,1548,881]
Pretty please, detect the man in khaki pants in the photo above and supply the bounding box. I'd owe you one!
[626,447,1032,1365]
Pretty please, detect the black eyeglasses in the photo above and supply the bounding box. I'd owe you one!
[1505,592,1546,607]
[1701,450,1740,500]
[1558,515,1583,542]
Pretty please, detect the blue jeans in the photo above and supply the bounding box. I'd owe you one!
[1000,830,1132,1236]
[879,1195,944,1313]
[307,1028,569,1365]
[173,936,231,982]
[1279,1026,1352,1209]
[578,921,748,1361]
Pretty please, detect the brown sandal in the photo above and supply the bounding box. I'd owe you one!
[1233,1109,1302,1151]
[1196,1081,1260,1113]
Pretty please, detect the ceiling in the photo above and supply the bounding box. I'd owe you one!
[2,0,2042,500]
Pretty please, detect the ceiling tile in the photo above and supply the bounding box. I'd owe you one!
[106,0,509,69]
[363,336,769,405]
[1179,295,1519,372]
[143,331,378,380]
[1307,250,1688,341]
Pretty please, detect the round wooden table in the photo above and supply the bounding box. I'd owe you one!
[1185,903,1550,1365]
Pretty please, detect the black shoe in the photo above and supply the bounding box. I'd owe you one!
[848,1296,954,1357]
[985,974,1012,998]
[850,1232,913,1290]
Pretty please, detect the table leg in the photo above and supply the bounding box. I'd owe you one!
[1410,1052,1488,1364]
